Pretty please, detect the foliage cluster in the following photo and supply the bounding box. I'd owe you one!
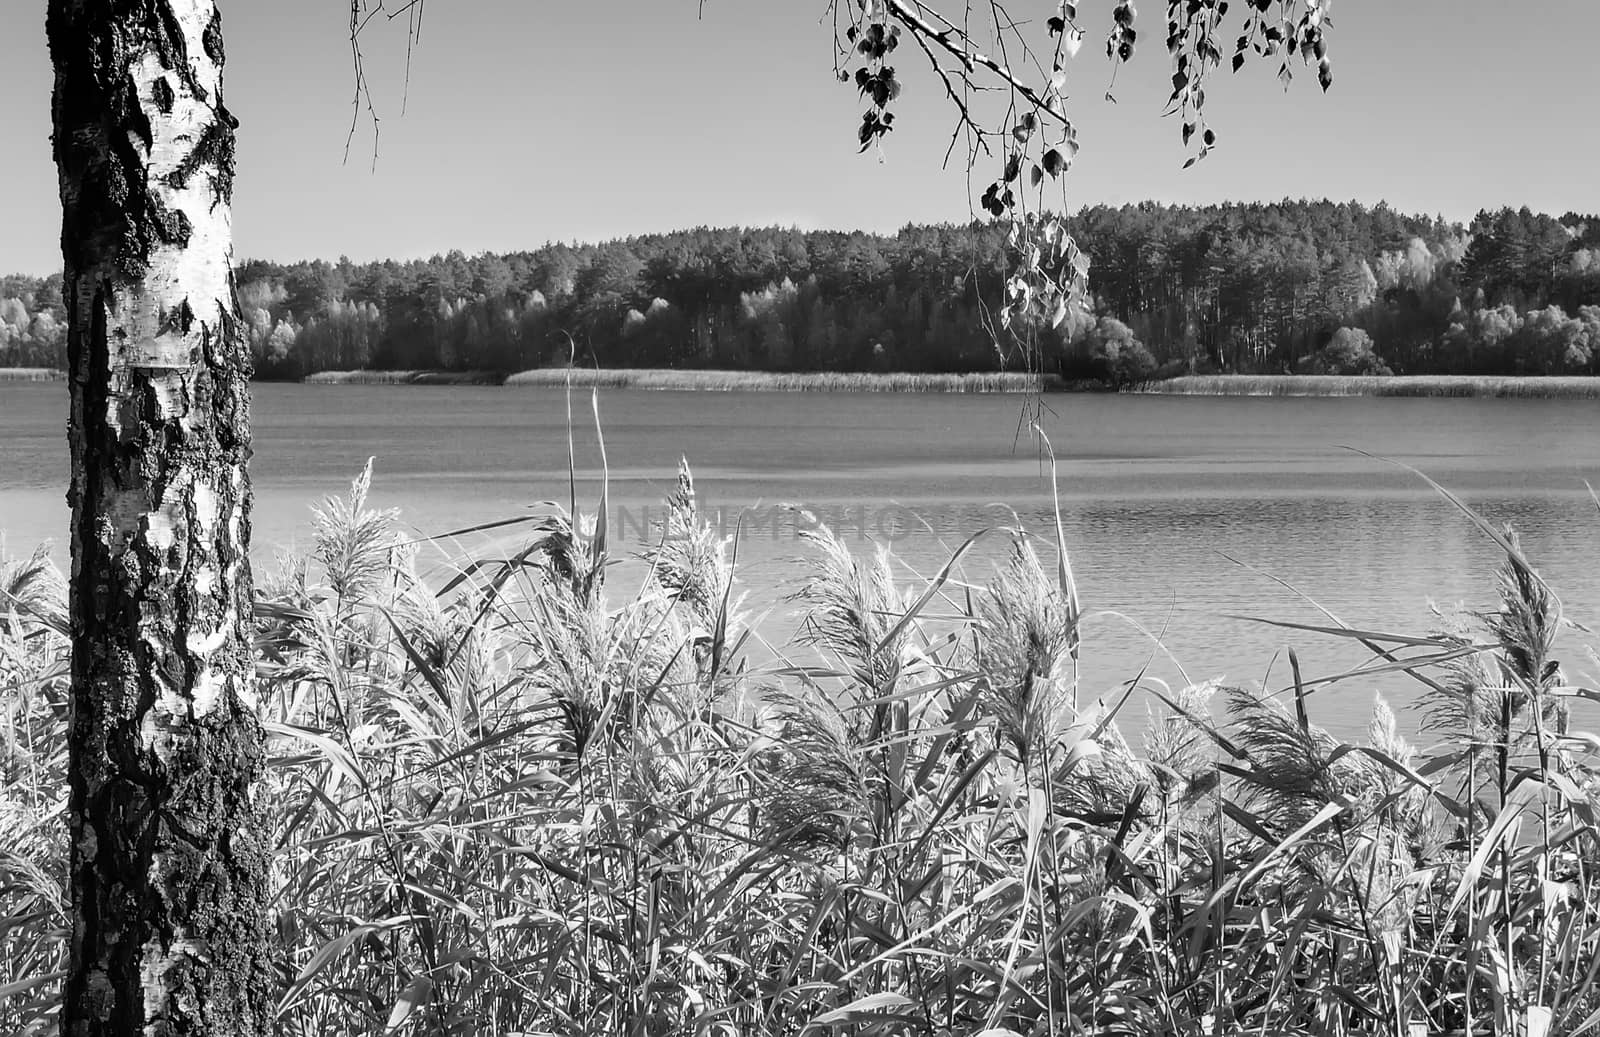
[0,275,65,370]
[4,443,1599,1035]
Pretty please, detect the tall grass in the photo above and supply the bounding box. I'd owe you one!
[504,368,1065,393]
[1143,374,1600,398]
[2,447,1597,1035]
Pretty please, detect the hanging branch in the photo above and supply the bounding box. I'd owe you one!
[828,0,1333,368]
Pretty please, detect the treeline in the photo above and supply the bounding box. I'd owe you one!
[5,201,1599,379]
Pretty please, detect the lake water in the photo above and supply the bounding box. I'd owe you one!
[3,382,1596,740]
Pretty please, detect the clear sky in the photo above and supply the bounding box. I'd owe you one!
[2,1,1596,274]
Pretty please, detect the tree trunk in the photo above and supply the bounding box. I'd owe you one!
[48,1,272,1033]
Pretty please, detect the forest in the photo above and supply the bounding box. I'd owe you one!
[3,200,1599,382]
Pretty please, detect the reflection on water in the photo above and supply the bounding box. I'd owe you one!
[2,383,1595,739]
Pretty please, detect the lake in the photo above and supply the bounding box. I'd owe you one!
[3,381,1596,740]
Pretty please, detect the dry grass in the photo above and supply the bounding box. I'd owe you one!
[1143,374,1600,398]
[505,367,1064,392]
[3,447,1598,1036]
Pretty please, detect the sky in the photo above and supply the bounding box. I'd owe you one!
[1,0,1596,274]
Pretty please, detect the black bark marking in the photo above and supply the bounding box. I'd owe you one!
[152,0,204,101]
[152,75,174,114]
[202,6,225,66]
[163,112,236,203]
[127,73,155,149]
[146,188,193,247]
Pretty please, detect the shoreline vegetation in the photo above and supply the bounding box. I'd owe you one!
[502,368,1063,392]
[302,368,507,386]
[0,367,64,382]
[301,367,1062,391]
[1138,373,1600,398]
[15,365,1600,397]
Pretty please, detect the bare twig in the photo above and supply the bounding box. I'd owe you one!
[883,0,1069,128]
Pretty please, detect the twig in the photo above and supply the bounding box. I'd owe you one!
[883,0,1069,126]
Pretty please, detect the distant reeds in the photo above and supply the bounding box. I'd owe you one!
[303,369,506,385]
[0,368,64,382]
[1143,373,1600,398]
[504,367,1064,392]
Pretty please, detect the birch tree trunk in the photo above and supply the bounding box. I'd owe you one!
[48,1,272,1033]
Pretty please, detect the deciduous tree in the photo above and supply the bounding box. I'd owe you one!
[48,1,271,1032]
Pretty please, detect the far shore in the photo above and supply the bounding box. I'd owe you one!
[276,369,1600,398]
[8,367,1600,399]
[304,368,1066,392]
[0,367,65,382]
[503,368,1067,393]
[1139,373,1600,399]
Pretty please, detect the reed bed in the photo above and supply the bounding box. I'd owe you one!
[504,367,1064,392]
[303,370,507,385]
[0,368,64,382]
[2,445,1597,1036]
[1143,374,1600,398]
